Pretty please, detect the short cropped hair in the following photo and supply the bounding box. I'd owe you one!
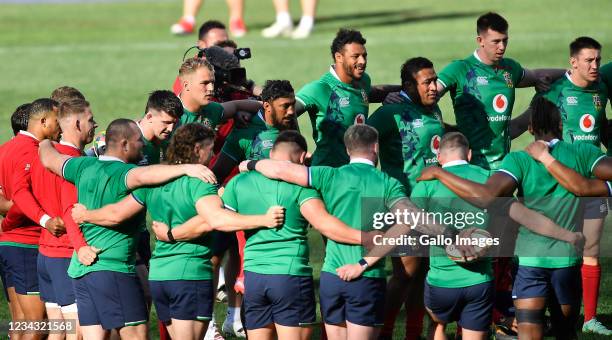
[166,123,216,164]
[439,132,469,159]
[344,124,378,154]
[569,36,601,57]
[198,20,226,41]
[145,90,183,119]
[260,80,294,103]
[50,86,85,104]
[59,98,90,120]
[216,39,237,49]
[105,118,138,148]
[401,57,434,88]
[476,12,508,35]
[530,96,561,137]
[29,98,59,121]
[179,57,215,78]
[272,130,307,153]
[331,29,366,59]
[11,103,31,135]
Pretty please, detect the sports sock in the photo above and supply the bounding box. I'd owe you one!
[276,12,292,26]
[582,263,601,322]
[182,15,195,24]
[297,15,314,30]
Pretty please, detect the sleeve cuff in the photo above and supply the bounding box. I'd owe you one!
[39,214,51,228]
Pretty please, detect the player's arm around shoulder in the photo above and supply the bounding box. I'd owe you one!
[125,163,216,190]
[39,139,74,178]
[71,193,145,227]
[301,198,363,245]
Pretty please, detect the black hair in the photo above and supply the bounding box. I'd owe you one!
[198,20,226,40]
[273,130,307,153]
[215,39,237,49]
[330,28,366,59]
[29,98,59,122]
[476,12,508,35]
[569,36,601,56]
[530,96,561,138]
[145,90,183,119]
[11,103,31,136]
[401,57,434,89]
[260,80,294,103]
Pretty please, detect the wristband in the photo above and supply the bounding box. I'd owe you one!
[246,160,259,171]
[167,229,177,244]
[358,258,369,269]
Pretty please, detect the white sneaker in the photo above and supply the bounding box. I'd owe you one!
[203,322,225,340]
[222,318,246,338]
[261,21,293,38]
[291,24,312,39]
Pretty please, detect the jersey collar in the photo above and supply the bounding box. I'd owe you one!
[442,160,468,168]
[99,155,125,163]
[19,130,39,141]
[59,140,79,150]
[399,90,413,103]
[349,157,375,166]
[544,139,560,147]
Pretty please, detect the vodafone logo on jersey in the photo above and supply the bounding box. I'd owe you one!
[354,114,366,124]
[579,114,595,133]
[430,135,441,154]
[492,94,508,113]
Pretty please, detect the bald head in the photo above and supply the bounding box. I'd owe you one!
[270,130,308,164]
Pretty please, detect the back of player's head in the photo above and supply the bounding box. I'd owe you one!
[439,132,469,159]
[215,39,237,50]
[145,90,183,119]
[344,124,378,154]
[50,86,85,104]
[29,98,59,122]
[331,29,366,59]
[569,36,601,56]
[401,57,434,88]
[179,57,215,79]
[530,96,561,137]
[476,12,508,35]
[166,123,216,164]
[58,98,90,120]
[261,80,294,103]
[272,130,307,153]
[11,103,31,136]
[198,20,226,40]
[105,118,138,148]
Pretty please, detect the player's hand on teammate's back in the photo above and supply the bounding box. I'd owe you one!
[535,75,554,93]
[235,111,253,127]
[77,246,100,266]
[183,164,217,184]
[336,263,366,281]
[382,91,403,105]
[570,232,586,254]
[71,203,87,224]
[263,205,285,228]
[417,166,441,182]
[151,221,170,242]
[238,161,250,173]
[525,140,551,163]
[45,216,66,236]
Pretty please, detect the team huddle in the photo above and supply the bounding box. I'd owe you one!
[0,11,611,340]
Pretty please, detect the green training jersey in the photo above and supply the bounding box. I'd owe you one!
[438,51,524,170]
[309,160,406,278]
[179,101,225,130]
[132,176,217,281]
[297,67,372,167]
[600,62,612,155]
[367,91,444,192]
[410,161,493,288]
[221,112,279,162]
[62,156,139,278]
[499,140,605,268]
[537,73,608,147]
[222,171,320,276]
[137,122,168,166]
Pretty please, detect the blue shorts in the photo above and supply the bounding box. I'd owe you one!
[583,198,608,219]
[211,231,237,257]
[319,271,386,327]
[73,271,148,330]
[424,281,494,331]
[37,254,75,306]
[149,280,213,322]
[512,265,581,305]
[243,271,316,330]
[0,245,39,296]
[136,230,151,266]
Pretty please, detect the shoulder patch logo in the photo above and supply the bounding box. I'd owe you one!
[477,76,489,85]
[339,97,350,107]
[492,94,508,113]
[579,114,595,133]
[593,94,602,111]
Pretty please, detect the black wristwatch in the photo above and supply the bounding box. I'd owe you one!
[358,258,369,269]
[167,229,177,244]
[443,227,458,241]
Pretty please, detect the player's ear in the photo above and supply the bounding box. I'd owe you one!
[476,35,483,46]
[373,142,379,155]
[298,151,307,165]
[569,56,578,70]
[467,149,472,162]
[334,51,343,65]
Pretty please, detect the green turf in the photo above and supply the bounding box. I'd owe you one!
[0,0,611,338]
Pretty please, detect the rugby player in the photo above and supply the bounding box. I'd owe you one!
[295,28,400,167]
[0,99,62,340]
[69,123,285,340]
[29,98,98,340]
[417,97,606,339]
[38,118,217,340]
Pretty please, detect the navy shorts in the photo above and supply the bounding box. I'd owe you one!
[243,271,316,330]
[73,271,148,330]
[584,198,608,219]
[149,280,213,323]
[0,245,39,296]
[136,230,151,266]
[512,265,581,305]
[37,254,75,306]
[319,271,386,327]
[424,281,494,331]
[211,231,238,257]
